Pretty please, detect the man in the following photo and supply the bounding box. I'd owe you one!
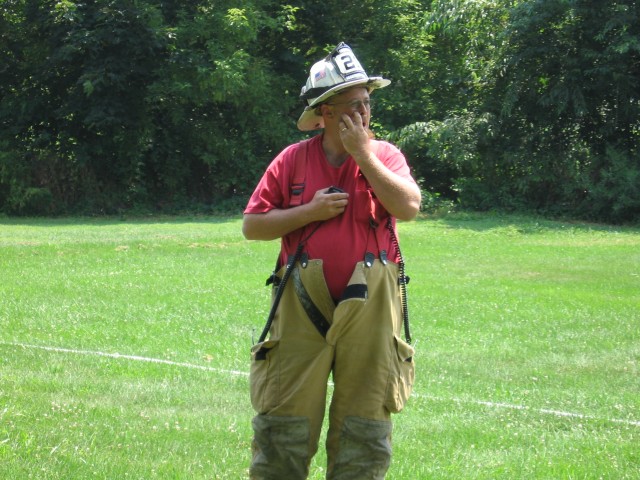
[243,42,420,479]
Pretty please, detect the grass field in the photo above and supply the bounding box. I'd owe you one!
[1,213,638,479]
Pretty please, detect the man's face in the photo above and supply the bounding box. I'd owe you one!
[325,87,372,128]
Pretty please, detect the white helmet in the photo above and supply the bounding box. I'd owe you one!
[297,42,390,131]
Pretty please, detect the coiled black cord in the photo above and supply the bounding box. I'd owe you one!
[386,217,412,345]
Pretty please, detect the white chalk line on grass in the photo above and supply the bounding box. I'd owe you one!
[3,342,639,428]
[3,342,248,377]
[418,394,640,427]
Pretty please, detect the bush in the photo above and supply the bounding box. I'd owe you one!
[8,187,54,216]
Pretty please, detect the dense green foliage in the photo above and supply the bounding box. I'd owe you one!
[1,0,638,222]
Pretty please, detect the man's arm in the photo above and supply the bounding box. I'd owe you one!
[340,113,421,221]
[242,189,349,240]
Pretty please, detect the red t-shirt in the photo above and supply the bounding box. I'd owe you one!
[244,134,415,300]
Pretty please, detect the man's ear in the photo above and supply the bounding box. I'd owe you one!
[319,104,333,118]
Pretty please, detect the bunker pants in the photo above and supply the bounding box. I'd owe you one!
[249,259,415,480]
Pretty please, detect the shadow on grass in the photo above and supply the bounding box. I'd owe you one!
[0,214,242,228]
[3,211,638,234]
[419,211,640,234]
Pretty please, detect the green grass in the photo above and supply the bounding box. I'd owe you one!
[1,213,638,479]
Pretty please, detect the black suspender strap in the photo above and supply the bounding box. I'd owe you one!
[289,139,310,207]
[257,221,324,345]
[292,267,331,338]
[258,139,311,342]
[257,242,303,344]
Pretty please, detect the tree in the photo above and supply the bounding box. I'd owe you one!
[485,0,640,221]
[0,0,299,214]
[0,0,168,213]
[387,0,516,202]
[1,0,638,221]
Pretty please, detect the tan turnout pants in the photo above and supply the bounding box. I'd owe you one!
[249,259,415,480]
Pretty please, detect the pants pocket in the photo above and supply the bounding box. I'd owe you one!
[250,339,279,413]
[384,336,415,413]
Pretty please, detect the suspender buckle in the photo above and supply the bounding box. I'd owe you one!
[364,252,375,268]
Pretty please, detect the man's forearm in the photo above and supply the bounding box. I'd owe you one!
[242,207,314,241]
